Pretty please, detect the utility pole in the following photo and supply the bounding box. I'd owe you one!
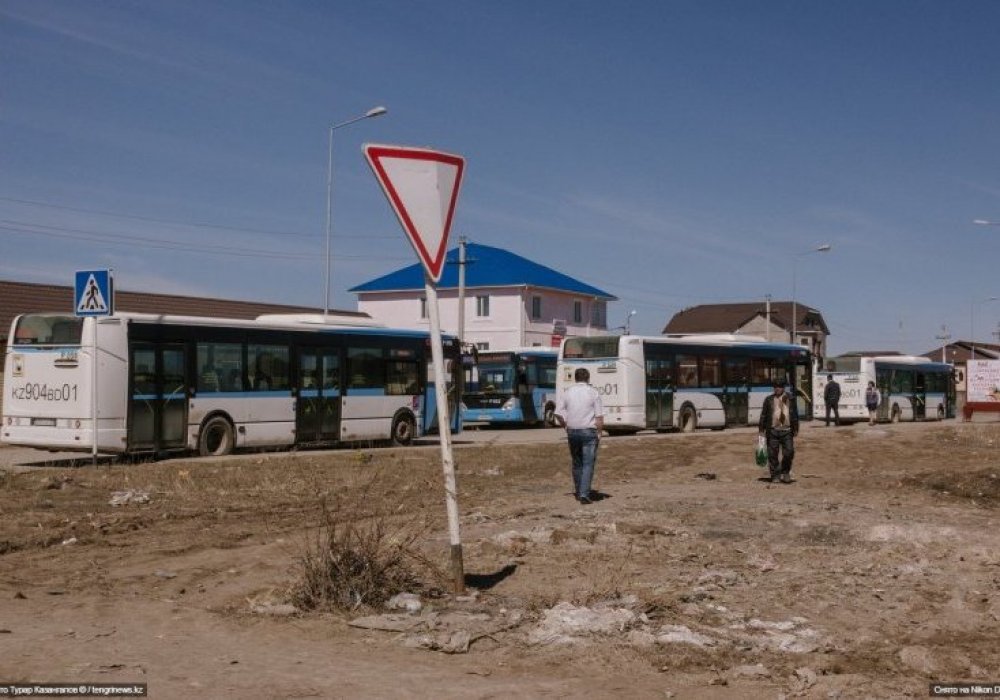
[457,236,467,344]
[765,294,771,342]
[935,325,951,364]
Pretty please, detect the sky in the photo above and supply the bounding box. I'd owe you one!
[2,0,1000,356]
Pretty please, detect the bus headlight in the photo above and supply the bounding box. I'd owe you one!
[501,398,517,411]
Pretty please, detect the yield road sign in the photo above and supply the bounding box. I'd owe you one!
[75,269,114,317]
[364,144,465,283]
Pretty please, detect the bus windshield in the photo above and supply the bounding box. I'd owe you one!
[825,357,861,373]
[13,315,84,346]
[562,336,620,359]
[478,364,514,393]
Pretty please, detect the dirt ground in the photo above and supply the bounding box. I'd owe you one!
[1,421,999,699]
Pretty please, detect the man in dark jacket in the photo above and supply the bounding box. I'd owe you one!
[823,374,841,427]
[758,379,799,484]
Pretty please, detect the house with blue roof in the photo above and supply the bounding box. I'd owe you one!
[350,242,617,349]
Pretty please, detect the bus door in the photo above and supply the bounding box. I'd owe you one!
[793,360,813,421]
[644,357,673,429]
[723,357,750,425]
[296,348,341,442]
[876,369,892,422]
[913,372,927,420]
[128,343,188,452]
[517,359,541,423]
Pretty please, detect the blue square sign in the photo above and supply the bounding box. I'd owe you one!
[74,269,114,317]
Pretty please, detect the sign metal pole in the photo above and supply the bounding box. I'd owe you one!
[92,319,98,466]
[425,275,464,592]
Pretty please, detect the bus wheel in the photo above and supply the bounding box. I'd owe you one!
[199,416,234,457]
[391,411,416,446]
[543,405,556,427]
[891,405,901,423]
[679,405,697,433]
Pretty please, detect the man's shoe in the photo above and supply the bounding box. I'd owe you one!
[577,495,593,505]
[770,476,781,484]
[780,473,792,484]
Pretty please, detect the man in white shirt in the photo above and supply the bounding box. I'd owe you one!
[554,368,605,504]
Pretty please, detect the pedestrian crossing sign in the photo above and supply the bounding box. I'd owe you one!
[74,269,114,317]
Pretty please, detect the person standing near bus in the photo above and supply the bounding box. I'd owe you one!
[865,381,880,425]
[823,374,841,427]
[758,379,799,484]
[554,368,605,504]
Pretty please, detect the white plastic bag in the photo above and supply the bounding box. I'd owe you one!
[754,435,768,467]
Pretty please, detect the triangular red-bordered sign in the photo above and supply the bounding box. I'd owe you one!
[364,144,465,283]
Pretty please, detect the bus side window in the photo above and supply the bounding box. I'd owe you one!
[750,358,774,387]
[200,366,220,392]
[677,355,698,388]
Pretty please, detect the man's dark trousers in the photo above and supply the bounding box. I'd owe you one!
[825,403,840,426]
[766,428,795,478]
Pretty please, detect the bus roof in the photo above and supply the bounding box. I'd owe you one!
[828,354,953,371]
[581,333,806,352]
[14,312,449,341]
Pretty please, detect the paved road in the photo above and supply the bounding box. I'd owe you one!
[0,419,903,470]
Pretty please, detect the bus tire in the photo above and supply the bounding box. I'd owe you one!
[891,404,901,423]
[391,411,417,447]
[679,405,697,433]
[543,404,556,427]
[198,415,235,457]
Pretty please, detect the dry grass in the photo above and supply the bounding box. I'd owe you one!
[288,468,443,612]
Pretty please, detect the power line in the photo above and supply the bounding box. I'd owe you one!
[0,221,414,262]
[0,195,397,239]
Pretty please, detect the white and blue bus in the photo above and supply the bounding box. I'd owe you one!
[2,312,461,457]
[817,355,955,423]
[461,348,558,427]
[558,334,813,434]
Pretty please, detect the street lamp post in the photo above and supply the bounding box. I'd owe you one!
[624,309,637,335]
[970,296,998,360]
[324,105,388,319]
[790,244,832,346]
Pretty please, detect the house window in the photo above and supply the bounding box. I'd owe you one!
[531,295,542,320]
[475,342,490,351]
[573,300,583,324]
[420,297,427,320]
[476,295,490,317]
[590,301,607,328]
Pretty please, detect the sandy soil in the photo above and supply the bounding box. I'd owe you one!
[1,421,999,699]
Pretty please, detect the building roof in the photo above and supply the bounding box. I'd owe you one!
[922,341,1000,363]
[349,243,616,299]
[663,301,830,335]
[0,279,363,344]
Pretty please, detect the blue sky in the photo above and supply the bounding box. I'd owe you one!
[3,0,1000,355]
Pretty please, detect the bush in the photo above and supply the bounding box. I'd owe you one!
[290,474,437,612]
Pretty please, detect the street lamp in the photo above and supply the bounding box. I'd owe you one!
[971,296,998,359]
[324,105,388,319]
[624,309,637,335]
[790,244,832,346]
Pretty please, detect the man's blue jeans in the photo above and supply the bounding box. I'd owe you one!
[567,428,599,498]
